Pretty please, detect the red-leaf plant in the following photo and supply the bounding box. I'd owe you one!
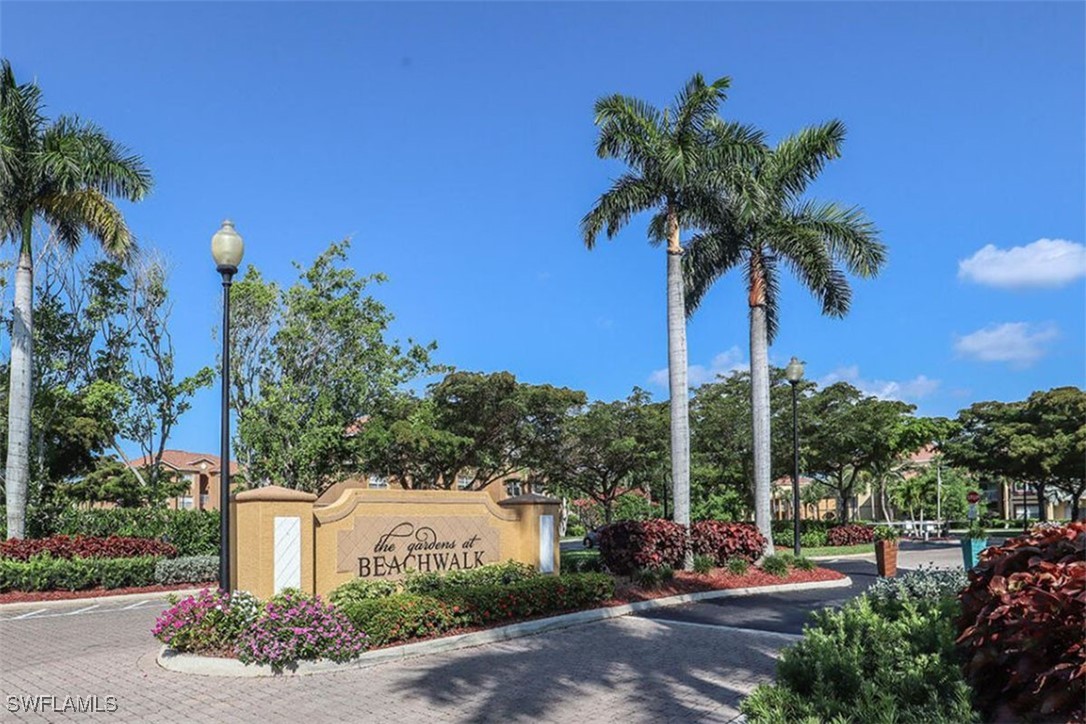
[956,521,1086,721]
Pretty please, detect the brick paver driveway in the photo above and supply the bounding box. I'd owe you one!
[0,601,789,723]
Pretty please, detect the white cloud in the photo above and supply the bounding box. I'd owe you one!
[953,322,1058,368]
[649,346,747,388]
[817,365,940,402]
[958,238,1086,289]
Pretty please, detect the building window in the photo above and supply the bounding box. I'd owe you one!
[180,495,193,510]
[368,475,389,489]
[199,494,209,508]
[457,474,473,490]
[505,479,523,498]
[1013,504,1040,519]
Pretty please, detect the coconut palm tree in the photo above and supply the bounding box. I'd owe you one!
[582,73,762,568]
[683,120,885,552]
[1,59,152,538]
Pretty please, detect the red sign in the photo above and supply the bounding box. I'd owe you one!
[967,490,981,504]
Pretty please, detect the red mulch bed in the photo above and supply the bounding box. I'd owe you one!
[0,583,206,605]
[610,565,845,604]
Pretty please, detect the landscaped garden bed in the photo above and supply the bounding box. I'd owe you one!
[0,531,219,597]
[742,521,1086,724]
[153,523,848,674]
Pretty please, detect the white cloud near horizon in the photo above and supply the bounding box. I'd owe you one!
[958,238,1086,289]
[817,365,940,402]
[953,322,1059,368]
[649,346,747,388]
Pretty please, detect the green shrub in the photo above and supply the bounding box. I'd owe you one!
[726,558,749,576]
[865,567,966,619]
[793,556,816,572]
[741,596,977,723]
[800,529,828,547]
[47,508,219,556]
[561,549,603,573]
[154,556,219,585]
[0,553,159,592]
[693,554,714,574]
[329,577,401,606]
[760,554,791,577]
[338,593,458,647]
[403,560,537,595]
[436,573,614,627]
[634,565,674,588]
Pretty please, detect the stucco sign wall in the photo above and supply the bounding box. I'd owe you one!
[229,485,562,599]
[336,516,501,577]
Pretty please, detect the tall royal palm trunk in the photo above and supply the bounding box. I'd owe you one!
[748,249,774,554]
[5,222,34,540]
[665,210,693,570]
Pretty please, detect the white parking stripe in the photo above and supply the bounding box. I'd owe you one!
[121,600,150,610]
[9,608,46,620]
[61,604,100,616]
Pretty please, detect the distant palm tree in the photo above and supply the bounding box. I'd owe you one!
[1,59,152,538]
[684,120,885,553]
[582,73,762,568]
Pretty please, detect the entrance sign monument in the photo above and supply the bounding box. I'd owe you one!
[230,486,561,599]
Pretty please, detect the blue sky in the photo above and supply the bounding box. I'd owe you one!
[3,1,1084,457]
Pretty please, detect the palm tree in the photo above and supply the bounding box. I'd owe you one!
[582,73,762,568]
[684,120,885,553]
[1,59,152,538]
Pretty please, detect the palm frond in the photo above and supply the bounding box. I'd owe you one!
[40,116,152,201]
[41,188,136,259]
[683,227,747,316]
[763,120,846,200]
[581,174,661,248]
[593,94,662,169]
[788,200,885,277]
[768,220,852,319]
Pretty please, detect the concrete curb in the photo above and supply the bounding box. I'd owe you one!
[157,575,852,678]
[0,587,203,613]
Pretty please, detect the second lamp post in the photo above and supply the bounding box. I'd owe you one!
[211,219,244,592]
[784,357,805,557]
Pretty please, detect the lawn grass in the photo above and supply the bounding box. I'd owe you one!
[798,543,874,558]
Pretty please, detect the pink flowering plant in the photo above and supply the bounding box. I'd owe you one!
[235,589,367,671]
[152,588,260,656]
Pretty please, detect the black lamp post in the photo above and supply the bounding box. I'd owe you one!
[784,357,805,557]
[211,220,244,591]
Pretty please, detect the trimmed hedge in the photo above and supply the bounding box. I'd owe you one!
[691,521,766,564]
[0,535,177,561]
[597,519,687,575]
[561,549,604,573]
[338,594,458,647]
[956,521,1085,721]
[44,508,218,556]
[826,524,875,547]
[403,560,537,595]
[0,554,159,592]
[437,573,614,627]
[154,556,219,585]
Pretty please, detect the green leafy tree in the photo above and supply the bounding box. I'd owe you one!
[802,383,916,523]
[361,371,585,491]
[1,59,152,538]
[684,121,885,550]
[690,367,816,521]
[232,241,435,494]
[546,388,667,524]
[582,73,762,567]
[948,388,1086,521]
[62,457,187,508]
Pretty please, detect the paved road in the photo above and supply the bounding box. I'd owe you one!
[0,544,962,723]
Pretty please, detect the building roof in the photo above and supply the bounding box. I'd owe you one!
[127,450,239,475]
